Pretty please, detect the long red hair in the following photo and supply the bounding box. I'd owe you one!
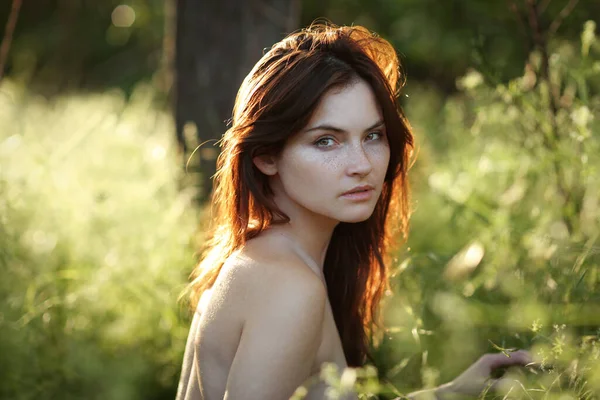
[186,23,414,367]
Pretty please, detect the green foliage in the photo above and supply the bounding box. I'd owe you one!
[3,0,165,94]
[302,0,599,91]
[372,20,600,399]
[263,20,600,400]
[0,81,197,399]
[5,0,598,97]
[2,6,599,400]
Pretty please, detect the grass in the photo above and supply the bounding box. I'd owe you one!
[0,21,598,400]
[0,80,198,400]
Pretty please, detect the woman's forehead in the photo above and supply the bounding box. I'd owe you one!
[304,80,383,132]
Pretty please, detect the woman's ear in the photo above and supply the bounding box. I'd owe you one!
[253,154,278,176]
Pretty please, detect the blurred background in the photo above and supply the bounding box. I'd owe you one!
[0,0,599,399]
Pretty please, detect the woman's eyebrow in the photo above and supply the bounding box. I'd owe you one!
[303,119,385,134]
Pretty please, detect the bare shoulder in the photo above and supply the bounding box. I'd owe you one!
[219,235,328,398]
[226,234,327,323]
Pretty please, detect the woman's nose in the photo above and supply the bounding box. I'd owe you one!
[346,144,373,176]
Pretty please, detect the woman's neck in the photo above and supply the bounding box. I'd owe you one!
[265,177,340,271]
[266,221,335,273]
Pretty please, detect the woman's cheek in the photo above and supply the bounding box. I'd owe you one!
[368,145,390,164]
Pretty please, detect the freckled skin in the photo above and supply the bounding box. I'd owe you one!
[178,64,533,400]
[177,79,390,400]
[271,78,390,225]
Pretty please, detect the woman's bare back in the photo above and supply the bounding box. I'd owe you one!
[176,233,348,400]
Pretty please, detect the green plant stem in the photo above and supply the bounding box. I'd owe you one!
[0,0,23,82]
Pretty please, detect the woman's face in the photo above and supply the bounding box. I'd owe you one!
[264,78,391,224]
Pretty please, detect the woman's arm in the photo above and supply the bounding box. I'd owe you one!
[402,350,533,399]
[223,263,327,399]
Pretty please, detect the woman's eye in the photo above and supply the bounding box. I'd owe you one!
[314,137,335,147]
[366,131,384,141]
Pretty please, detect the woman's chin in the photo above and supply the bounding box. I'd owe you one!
[337,210,374,224]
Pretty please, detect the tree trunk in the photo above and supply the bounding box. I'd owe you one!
[174,0,300,202]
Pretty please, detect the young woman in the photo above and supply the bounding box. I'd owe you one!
[176,23,532,400]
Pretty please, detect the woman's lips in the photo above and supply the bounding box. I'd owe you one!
[341,188,374,201]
